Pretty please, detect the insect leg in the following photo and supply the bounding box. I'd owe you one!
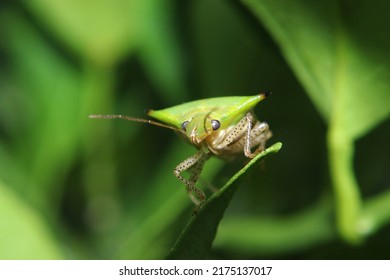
[212,112,271,158]
[220,112,271,158]
[174,151,210,205]
[244,121,271,158]
[214,113,251,148]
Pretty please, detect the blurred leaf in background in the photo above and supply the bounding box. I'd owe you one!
[0,0,389,260]
[242,0,390,244]
[0,181,64,259]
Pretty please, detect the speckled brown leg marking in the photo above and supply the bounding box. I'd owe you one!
[215,112,271,158]
[174,151,210,206]
[244,121,270,158]
[222,113,251,146]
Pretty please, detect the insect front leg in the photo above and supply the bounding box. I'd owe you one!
[244,120,271,158]
[214,112,271,158]
[174,150,210,206]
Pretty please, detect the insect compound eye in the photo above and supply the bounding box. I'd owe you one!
[211,119,221,131]
[181,121,189,131]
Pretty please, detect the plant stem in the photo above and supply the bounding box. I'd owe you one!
[328,129,362,243]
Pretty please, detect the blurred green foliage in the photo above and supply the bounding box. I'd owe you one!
[168,143,282,260]
[0,0,389,259]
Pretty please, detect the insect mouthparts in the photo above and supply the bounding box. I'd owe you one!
[263,91,272,97]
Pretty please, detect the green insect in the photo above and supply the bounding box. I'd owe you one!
[89,92,272,207]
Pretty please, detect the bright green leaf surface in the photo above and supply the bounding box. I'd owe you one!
[0,181,64,259]
[166,142,282,259]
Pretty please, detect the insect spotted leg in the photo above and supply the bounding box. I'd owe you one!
[217,112,271,159]
[243,116,271,158]
[174,150,210,206]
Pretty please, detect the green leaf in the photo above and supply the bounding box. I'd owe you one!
[243,0,390,243]
[242,0,390,137]
[2,11,83,209]
[361,189,390,236]
[0,181,64,259]
[26,0,138,66]
[166,142,282,259]
[214,198,335,256]
[26,0,188,101]
[112,142,225,259]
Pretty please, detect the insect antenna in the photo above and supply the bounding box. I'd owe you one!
[88,114,182,133]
